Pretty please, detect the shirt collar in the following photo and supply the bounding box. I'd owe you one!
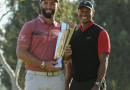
[38,15,58,27]
[80,20,94,32]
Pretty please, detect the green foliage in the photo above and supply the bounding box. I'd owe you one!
[1,0,40,89]
[55,0,77,23]
[1,0,130,90]
[93,0,130,90]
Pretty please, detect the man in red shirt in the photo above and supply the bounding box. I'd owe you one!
[65,1,110,90]
[17,0,65,90]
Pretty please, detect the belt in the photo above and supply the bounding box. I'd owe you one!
[27,70,64,76]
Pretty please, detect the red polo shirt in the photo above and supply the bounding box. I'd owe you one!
[17,15,61,72]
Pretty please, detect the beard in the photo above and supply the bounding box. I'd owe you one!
[41,7,55,19]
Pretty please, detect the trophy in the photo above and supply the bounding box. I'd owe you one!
[54,22,75,68]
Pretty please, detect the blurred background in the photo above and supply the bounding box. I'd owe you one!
[0,0,130,90]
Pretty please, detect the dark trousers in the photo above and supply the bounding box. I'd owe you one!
[70,79,106,90]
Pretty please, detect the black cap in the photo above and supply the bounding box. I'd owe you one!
[40,0,58,3]
[78,1,93,10]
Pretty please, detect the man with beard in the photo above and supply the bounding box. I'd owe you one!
[65,1,110,90]
[16,0,65,90]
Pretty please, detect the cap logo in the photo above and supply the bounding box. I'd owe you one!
[78,1,93,9]
[84,2,87,4]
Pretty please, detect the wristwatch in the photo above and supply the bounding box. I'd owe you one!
[95,82,102,87]
[40,61,45,69]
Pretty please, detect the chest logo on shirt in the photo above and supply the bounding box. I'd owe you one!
[86,37,91,39]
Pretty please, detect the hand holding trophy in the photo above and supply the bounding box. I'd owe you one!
[54,22,75,68]
[64,45,72,61]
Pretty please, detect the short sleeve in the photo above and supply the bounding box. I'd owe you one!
[17,22,32,46]
[98,30,111,55]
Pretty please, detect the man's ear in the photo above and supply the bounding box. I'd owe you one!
[77,10,80,20]
[57,2,60,8]
[77,9,79,15]
[56,3,59,9]
[92,10,95,17]
[77,10,78,14]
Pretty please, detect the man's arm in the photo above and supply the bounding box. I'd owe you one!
[17,45,42,66]
[64,45,73,90]
[96,53,109,82]
[16,45,60,71]
[65,60,72,90]
[91,52,109,90]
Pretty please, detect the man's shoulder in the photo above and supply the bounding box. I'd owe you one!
[22,18,38,32]
[23,18,38,29]
[92,23,105,31]
[92,23,109,36]
[25,18,37,25]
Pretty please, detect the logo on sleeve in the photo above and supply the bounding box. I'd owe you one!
[20,35,26,41]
